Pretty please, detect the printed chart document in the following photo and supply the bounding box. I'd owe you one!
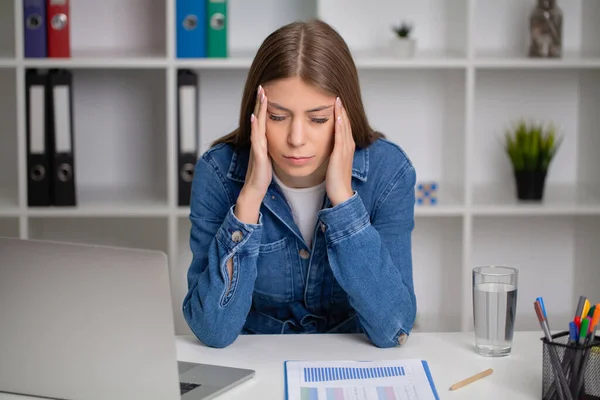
[284,359,439,400]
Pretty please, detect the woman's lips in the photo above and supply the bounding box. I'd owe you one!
[284,156,314,165]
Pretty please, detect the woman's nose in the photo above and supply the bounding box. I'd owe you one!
[287,120,307,147]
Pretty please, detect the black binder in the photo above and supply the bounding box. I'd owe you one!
[47,69,76,206]
[177,69,199,206]
[26,69,51,207]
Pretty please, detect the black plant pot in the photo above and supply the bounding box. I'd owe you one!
[514,170,547,200]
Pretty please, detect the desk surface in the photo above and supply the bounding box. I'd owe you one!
[0,331,545,399]
[175,331,544,399]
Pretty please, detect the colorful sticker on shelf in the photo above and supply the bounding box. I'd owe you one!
[416,182,438,206]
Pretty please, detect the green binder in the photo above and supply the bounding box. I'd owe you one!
[207,0,227,58]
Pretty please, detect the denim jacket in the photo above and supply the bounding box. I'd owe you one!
[183,137,417,348]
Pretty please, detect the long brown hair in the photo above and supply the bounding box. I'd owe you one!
[211,19,383,149]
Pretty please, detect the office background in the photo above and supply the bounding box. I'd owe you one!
[0,0,598,337]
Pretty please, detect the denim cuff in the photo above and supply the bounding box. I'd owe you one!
[216,205,263,255]
[318,191,370,243]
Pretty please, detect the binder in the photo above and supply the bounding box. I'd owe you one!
[47,69,76,206]
[47,0,70,58]
[23,0,47,58]
[177,70,199,206]
[26,70,51,206]
[176,0,207,58]
[207,0,227,58]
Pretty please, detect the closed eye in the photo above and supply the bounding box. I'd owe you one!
[268,114,330,124]
[269,114,287,122]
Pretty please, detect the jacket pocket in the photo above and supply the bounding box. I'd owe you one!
[253,237,293,303]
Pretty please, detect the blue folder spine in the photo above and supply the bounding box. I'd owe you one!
[23,0,47,58]
[176,0,207,58]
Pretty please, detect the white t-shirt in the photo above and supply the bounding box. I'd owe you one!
[272,172,326,248]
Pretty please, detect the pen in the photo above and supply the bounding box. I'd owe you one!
[581,299,591,319]
[570,317,590,396]
[575,296,586,319]
[535,301,573,400]
[544,321,578,400]
[573,311,598,398]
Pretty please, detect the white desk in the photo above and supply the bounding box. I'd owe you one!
[0,331,545,399]
[175,331,545,399]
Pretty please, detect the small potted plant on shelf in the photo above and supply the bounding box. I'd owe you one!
[504,119,563,201]
[391,21,416,58]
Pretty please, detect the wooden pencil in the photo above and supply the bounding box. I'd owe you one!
[449,368,493,391]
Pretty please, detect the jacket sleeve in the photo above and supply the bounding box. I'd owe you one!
[182,154,263,348]
[317,162,417,348]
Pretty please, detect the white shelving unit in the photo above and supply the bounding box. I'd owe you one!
[1,0,599,336]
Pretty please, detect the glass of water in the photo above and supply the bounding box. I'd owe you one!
[472,266,518,357]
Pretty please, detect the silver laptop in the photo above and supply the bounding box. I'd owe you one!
[0,237,254,400]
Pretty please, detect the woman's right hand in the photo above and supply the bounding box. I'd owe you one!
[235,85,271,224]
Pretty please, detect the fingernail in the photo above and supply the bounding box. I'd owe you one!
[251,113,255,123]
[336,97,341,106]
[260,93,265,103]
[337,116,342,124]
[257,85,262,98]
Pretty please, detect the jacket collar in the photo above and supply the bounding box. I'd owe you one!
[226,146,370,184]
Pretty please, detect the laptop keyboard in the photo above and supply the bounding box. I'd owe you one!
[180,382,201,395]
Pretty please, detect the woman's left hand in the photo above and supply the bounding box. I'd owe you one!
[326,97,356,206]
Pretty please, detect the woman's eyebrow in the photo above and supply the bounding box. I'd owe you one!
[267,102,333,113]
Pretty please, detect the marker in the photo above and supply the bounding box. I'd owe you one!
[575,296,586,319]
[579,318,590,346]
[537,297,547,318]
[590,305,599,334]
[534,301,572,400]
[569,321,578,343]
[581,299,591,319]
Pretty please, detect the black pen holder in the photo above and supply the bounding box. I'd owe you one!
[542,331,600,400]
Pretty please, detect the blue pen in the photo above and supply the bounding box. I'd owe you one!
[537,297,547,318]
[569,321,578,343]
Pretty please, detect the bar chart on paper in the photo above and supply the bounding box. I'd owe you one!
[284,360,439,400]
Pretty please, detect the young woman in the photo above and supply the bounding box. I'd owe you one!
[183,19,417,349]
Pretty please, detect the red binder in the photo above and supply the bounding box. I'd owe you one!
[47,0,70,58]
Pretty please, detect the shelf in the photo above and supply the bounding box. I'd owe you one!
[0,68,18,213]
[473,69,600,199]
[412,216,463,333]
[318,0,469,58]
[23,50,168,69]
[474,50,600,69]
[28,216,169,253]
[471,216,600,332]
[473,184,600,216]
[26,186,169,217]
[0,217,20,238]
[474,0,600,62]
[66,69,168,206]
[61,0,167,60]
[359,69,466,205]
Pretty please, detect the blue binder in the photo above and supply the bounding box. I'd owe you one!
[176,0,207,58]
[23,0,47,58]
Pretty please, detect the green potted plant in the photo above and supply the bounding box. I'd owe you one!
[504,119,563,200]
[391,21,416,58]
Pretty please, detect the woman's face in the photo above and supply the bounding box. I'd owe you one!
[262,76,336,189]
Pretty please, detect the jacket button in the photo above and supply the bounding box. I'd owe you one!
[320,221,327,232]
[299,249,310,259]
[398,333,408,346]
[231,230,243,242]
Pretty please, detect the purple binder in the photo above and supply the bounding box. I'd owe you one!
[23,0,47,58]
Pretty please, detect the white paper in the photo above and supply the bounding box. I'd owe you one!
[285,359,439,400]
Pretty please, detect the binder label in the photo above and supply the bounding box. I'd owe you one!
[30,86,45,154]
[179,86,197,153]
[53,86,72,153]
